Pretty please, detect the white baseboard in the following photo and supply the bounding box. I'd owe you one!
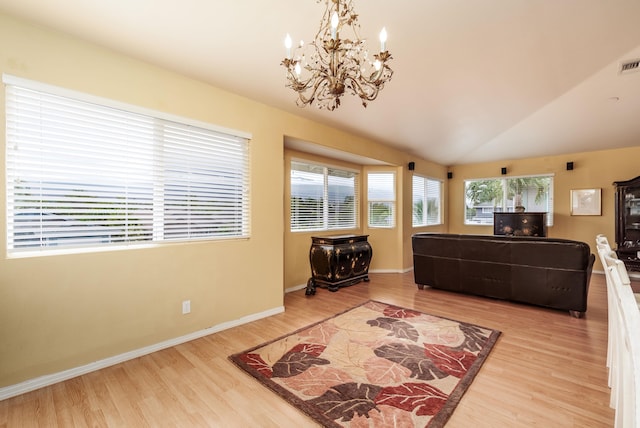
[285,283,308,294]
[284,268,415,294]
[0,305,284,401]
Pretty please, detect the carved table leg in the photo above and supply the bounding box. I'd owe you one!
[305,278,316,296]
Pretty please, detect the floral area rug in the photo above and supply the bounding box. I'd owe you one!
[229,300,501,427]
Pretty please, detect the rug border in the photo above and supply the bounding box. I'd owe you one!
[427,322,501,427]
[228,300,501,428]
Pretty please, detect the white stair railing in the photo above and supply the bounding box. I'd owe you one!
[597,234,640,427]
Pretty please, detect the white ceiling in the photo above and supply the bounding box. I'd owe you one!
[1,0,640,166]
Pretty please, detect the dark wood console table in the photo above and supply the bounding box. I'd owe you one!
[305,235,373,295]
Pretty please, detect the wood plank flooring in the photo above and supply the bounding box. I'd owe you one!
[0,272,619,427]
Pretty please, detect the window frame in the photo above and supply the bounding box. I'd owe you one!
[412,175,443,227]
[463,174,554,226]
[4,74,252,256]
[367,171,396,229]
[289,159,359,232]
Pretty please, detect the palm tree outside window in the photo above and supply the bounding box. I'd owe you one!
[464,175,553,225]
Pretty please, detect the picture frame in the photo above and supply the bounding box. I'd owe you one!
[570,188,601,216]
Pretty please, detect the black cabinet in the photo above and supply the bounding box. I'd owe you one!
[306,235,373,295]
[614,176,640,271]
[493,212,547,237]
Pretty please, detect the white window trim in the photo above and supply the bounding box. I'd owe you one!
[412,174,443,227]
[4,75,252,256]
[367,171,396,228]
[290,159,360,232]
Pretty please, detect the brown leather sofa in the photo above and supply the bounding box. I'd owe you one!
[412,233,595,317]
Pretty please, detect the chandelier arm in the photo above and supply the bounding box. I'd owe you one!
[344,76,379,104]
[296,74,333,107]
[281,0,392,110]
[359,63,393,86]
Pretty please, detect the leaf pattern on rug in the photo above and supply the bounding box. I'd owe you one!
[363,354,412,385]
[319,332,379,382]
[238,353,273,378]
[424,344,478,378]
[307,382,383,422]
[367,317,420,342]
[456,324,490,352]
[382,306,424,319]
[230,301,501,428]
[421,322,467,348]
[272,343,330,378]
[376,382,449,416]
[350,404,414,427]
[300,320,341,346]
[289,343,326,357]
[374,343,448,380]
[277,365,355,397]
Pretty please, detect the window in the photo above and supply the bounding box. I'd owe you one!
[413,175,443,226]
[368,172,396,228]
[5,76,250,254]
[464,175,554,225]
[290,161,358,231]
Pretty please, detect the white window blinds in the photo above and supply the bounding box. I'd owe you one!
[412,175,443,226]
[5,77,250,253]
[290,161,358,231]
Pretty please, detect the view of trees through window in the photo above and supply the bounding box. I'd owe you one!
[368,172,396,228]
[464,175,553,225]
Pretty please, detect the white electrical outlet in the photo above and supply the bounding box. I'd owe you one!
[182,300,191,314]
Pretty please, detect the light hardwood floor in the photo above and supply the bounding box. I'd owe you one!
[0,272,619,427]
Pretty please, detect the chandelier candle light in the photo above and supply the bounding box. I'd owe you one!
[281,0,393,110]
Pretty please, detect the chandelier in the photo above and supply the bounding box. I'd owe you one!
[281,0,393,110]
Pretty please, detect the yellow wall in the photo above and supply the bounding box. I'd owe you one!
[283,151,447,290]
[0,12,285,387]
[0,12,444,387]
[447,146,640,269]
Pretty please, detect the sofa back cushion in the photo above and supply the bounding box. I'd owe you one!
[413,233,591,270]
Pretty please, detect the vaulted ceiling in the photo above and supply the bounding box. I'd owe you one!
[1,0,639,165]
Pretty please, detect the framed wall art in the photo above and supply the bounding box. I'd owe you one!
[570,188,601,216]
